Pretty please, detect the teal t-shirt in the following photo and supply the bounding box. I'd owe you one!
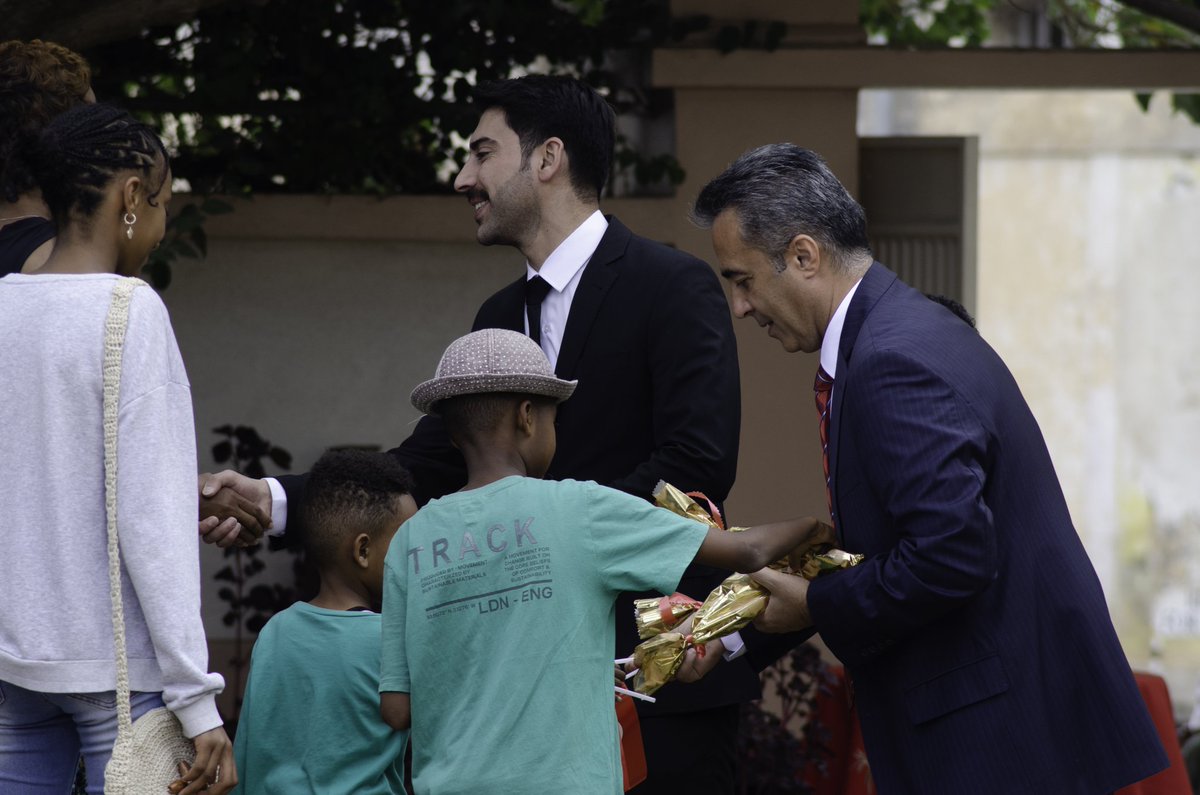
[379,476,708,795]
[233,602,407,794]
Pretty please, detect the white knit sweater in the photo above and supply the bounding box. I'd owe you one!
[0,272,223,737]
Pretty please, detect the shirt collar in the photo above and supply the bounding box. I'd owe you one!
[819,277,864,379]
[525,210,608,291]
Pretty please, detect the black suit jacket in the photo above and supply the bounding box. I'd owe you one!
[282,216,760,714]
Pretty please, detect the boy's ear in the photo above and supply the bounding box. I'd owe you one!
[353,532,371,570]
[515,399,536,437]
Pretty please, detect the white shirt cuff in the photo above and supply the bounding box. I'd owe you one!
[265,477,287,537]
[721,631,747,661]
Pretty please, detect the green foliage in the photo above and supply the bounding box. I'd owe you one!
[1056,0,1200,48]
[84,0,692,197]
[143,196,234,290]
[1173,92,1200,120]
[861,0,1200,123]
[861,0,992,47]
[82,0,1200,215]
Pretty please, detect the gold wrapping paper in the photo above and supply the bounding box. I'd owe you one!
[685,549,865,648]
[651,480,733,530]
[798,545,864,579]
[631,632,689,696]
[629,480,866,694]
[687,573,770,647]
[634,593,703,639]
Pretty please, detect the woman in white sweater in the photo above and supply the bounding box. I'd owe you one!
[0,103,234,793]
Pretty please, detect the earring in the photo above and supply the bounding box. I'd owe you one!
[123,212,136,239]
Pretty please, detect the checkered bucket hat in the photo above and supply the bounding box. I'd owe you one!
[411,328,578,415]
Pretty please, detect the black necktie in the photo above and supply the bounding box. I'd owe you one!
[525,276,552,346]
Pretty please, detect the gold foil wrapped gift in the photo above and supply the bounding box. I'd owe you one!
[798,546,863,579]
[628,481,865,694]
[686,573,769,647]
[631,632,689,696]
[634,593,703,639]
[651,480,737,531]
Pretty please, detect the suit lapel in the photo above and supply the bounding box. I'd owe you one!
[828,262,896,535]
[476,276,526,333]
[554,215,629,378]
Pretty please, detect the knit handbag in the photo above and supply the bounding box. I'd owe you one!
[100,278,197,793]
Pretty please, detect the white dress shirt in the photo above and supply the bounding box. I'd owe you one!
[524,210,608,370]
[819,278,864,381]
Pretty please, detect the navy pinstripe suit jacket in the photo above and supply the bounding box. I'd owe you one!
[805,263,1167,793]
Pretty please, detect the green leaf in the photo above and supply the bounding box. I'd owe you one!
[1171,93,1200,124]
[212,439,233,462]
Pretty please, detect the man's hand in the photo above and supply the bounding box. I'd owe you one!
[750,567,814,633]
[198,471,272,548]
[169,726,236,794]
[786,520,837,570]
[676,639,725,683]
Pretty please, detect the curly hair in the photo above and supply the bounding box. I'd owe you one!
[0,39,93,203]
[27,103,169,227]
[298,450,415,568]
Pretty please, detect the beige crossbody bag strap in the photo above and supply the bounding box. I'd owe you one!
[101,277,144,776]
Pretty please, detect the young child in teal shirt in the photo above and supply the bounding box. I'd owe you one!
[234,450,418,794]
[379,328,828,794]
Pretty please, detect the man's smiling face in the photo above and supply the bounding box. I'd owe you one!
[453,108,541,249]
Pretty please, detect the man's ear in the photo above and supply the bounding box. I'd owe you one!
[353,532,371,570]
[785,234,822,277]
[535,138,566,184]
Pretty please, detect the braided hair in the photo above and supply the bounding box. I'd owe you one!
[26,103,169,227]
[0,39,92,203]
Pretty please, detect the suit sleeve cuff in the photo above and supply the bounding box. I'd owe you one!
[721,631,747,661]
[265,477,287,537]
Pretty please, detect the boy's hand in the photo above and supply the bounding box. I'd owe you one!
[676,639,724,683]
[785,519,836,570]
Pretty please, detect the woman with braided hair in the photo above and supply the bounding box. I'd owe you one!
[0,103,236,794]
[0,39,95,274]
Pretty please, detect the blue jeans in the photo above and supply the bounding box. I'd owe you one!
[0,679,164,794]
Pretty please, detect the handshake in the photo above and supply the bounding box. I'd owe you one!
[195,470,274,547]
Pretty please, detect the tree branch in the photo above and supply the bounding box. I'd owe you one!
[0,0,244,50]
[1117,0,1200,37]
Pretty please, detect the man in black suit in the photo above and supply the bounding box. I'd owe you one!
[200,76,753,794]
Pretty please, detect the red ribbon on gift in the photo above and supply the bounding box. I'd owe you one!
[686,490,725,530]
[657,592,702,627]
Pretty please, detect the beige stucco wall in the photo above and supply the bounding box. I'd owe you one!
[860,88,1200,711]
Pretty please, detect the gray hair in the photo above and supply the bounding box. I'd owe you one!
[691,143,872,273]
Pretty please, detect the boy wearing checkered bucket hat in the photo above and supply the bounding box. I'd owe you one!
[379,329,827,794]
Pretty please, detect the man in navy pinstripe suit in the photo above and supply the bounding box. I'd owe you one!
[689,143,1168,793]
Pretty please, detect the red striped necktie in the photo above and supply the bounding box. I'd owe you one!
[814,365,834,526]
